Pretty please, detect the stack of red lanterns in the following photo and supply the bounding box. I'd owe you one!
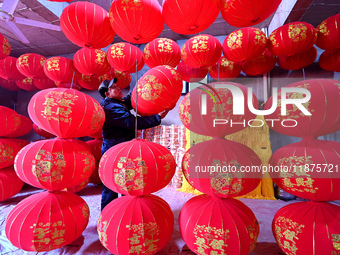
[264,79,340,254]
[97,138,176,254]
[5,88,105,252]
[178,82,262,254]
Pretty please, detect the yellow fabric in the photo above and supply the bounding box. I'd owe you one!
[178,115,276,200]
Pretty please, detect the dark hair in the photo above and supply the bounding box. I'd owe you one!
[98,78,119,98]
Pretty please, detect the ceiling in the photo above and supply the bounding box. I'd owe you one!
[0,0,339,58]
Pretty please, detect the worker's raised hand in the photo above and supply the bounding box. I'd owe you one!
[158,109,170,119]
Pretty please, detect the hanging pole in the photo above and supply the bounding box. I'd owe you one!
[70,71,76,89]
[135,61,138,138]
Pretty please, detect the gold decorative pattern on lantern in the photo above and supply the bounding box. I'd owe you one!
[332,234,340,251]
[254,29,267,45]
[191,36,209,53]
[193,225,230,254]
[269,30,279,48]
[41,91,78,123]
[18,55,29,67]
[23,77,33,84]
[182,44,187,61]
[157,39,173,53]
[79,151,94,175]
[40,56,46,66]
[248,219,259,252]
[138,75,162,101]
[97,216,108,247]
[144,44,151,59]
[274,216,305,255]
[159,153,174,180]
[110,43,125,59]
[95,50,106,65]
[221,58,234,70]
[121,0,143,11]
[91,102,105,131]
[126,222,160,255]
[317,20,329,36]
[3,38,10,55]
[0,145,14,163]
[227,30,243,49]
[288,24,308,42]
[29,221,66,251]
[210,169,245,195]
[81,204,90,226]
[46,58,61,72]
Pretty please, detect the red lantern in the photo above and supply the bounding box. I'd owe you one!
[114,70,132,89]
[12,138,30,149]
[6,115,33,138]
[273,201,340,255]
[242,48,276,76]
[99,139,176,196]
[60,2,115,49]
[316,14,340,50]
[208,56,241,81]
[15,77,38,91]
[264,79,340,138]
[109,0,163,44]
[131,65,183,116]
[0,56,26,80]
[179,82,258,137]
[0,33,11,60]
[177,60,208,82]
[0,78,21,91]
[32,123,56,139]
[86,139,102,161]
[16,53,46,79]
[179,195,259,254]
[28,88,105,138]
[89,161,101,184]
[88,128,102,140]
[99,68,116,82]
[268,22,317,57]
[77,74,102,90]
[182,138,262,198]
[98,195,174,255]
[106,43,144,73]
[14,138,95,191]
[43,57,79,84]
[223,27,267,62]
[143,38,181,68]
[73,48,111,76]
[0,106,21,137]
[319,49,340,72]
[0,166,23,202]
[277,46,317,70]
[0,138,22,169]
[269,139,340,201]
[33,76,56,90]
[182,34,222,68]
[162,0,219,34]
[220,0,281,27]
[65,178,90,193]
[6,190,89,252]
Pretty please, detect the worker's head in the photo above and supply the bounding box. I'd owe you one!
[98,78,122,100]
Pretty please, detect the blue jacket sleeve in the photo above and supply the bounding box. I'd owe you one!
[122,93,133,110]
[104,103,161,130]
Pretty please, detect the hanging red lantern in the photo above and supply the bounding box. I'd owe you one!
[98,195,174,255]
[319,49,340,72]
[268,22,317,57]
[28,88,105,138]
[0,33,11,60]
[65,178,90,193]
[86,139,102,161]
[0,78,21,91]
[162,0,219,34]
[14,138,95,191]
[273,201,340,255]
[6,190,89,252]
[16,53,46,79]
[0,56,26,81]
[12,139,30,149]
[220,0,281,27]
[0,166,23,202]
[143,38,181,68]
[88,129,102,140]
[99,68,116,82]
[0,106,21,137]
[316,14,340,51]
[106,43,144,73]
[99,138,176,196]
[277,46,317,70]
[131,65,183,116]
[109,0,163,44]
[0,138,22,169]
[264,79,340,138]
[269,139,340,201]
[182,138,262,198]
[223,27,267,63]
[43,57,79,84]
[6,115,32,138]
[33,76,56,90]
[177,60,208,82]
[60,2,115,49]
[179,82,258,137]
[179,195,259,254]
[208,56,242,81]
[15,77,38,91]
[89,161,101,184]
[242,48,276,76]
[77,74,102,90]
[73,48,111,76]
[114,70,132,89]
[32,123,56,139]
[182,34,222,68]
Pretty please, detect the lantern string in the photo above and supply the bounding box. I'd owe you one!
[302,68,306,80]
[70,71,76,89]
[135,61,138,138]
